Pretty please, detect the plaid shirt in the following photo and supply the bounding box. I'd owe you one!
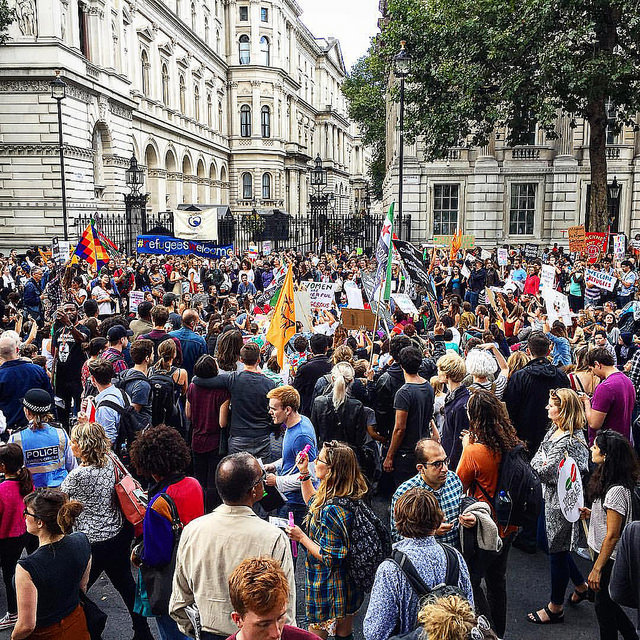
[628,350,640,396]
[101,348,128,375]
[390,471,463,545]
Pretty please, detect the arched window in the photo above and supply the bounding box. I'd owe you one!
[261,105,271,138]
[141,49,150,95]
[242,172,253,199]
[240,104,251,137]
[262,173,271,200]
[179,75,186,113]
[260,36,270,66]
[207,93,212,127]
[194,84,200,121]
[204,16,209,44]
[191,2,196,31]
[161,64,169,105]
[239,34,250,64]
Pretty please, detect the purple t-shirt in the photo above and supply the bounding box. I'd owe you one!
[590,372,636,443]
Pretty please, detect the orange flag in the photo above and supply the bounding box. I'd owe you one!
[450,230,462,261]
[266,264,296,368]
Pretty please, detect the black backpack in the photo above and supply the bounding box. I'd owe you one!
[147,367,182,430]
[328,497,392,593]
[476,444,542,529]
[96,393,150,462]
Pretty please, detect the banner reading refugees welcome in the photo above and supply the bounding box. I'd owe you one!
[585,268,617,292]
[137,235,231,258]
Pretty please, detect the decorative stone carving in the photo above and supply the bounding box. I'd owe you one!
[16,0,37,36]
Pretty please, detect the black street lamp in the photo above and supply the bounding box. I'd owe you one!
[393,40,412,241]
[50,71,68,241]
[310,154,327,187]
[124,154,148,254]
[308,156,335,241]
[608,176,621,201]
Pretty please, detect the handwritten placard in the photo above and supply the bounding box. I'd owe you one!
[585,268,617,292]
[557,456,584,523]
[568,226,586,253]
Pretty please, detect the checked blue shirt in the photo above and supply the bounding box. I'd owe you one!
[390,470,463,545]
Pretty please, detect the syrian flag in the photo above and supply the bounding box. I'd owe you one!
[375,203,395,301]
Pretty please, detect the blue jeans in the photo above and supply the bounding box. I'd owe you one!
[464,290,479,311]
[617,294,634,310]
[156,614,189,640]
[549,551,586,605]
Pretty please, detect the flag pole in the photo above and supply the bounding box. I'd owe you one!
[369,278,385,367]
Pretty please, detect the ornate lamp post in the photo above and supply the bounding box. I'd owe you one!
[50,71,68,241]
[124,154,147,254]
[393,41,412,240]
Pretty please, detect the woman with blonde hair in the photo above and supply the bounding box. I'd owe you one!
[414,596,497,640]
[286,441,370,639]
[527,388,590,624]
[506,350,529,379]
[61,421,154,640]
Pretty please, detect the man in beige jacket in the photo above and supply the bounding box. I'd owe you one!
[170,452,296,639]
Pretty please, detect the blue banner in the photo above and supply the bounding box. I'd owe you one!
[136,235,232,259]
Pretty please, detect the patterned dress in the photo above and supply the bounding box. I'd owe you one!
[305,500,364,624]
[530,428,590,553]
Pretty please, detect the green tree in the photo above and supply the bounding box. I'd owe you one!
[365,0,640,231]
[0,0,14,44]
[342,47,388,200]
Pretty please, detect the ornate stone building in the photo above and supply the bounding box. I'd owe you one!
[0,0,366,249]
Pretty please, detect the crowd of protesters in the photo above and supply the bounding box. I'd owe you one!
[0,238,640,640]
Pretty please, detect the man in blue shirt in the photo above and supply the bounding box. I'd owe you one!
[265,385,317,531]
[0,332,53,433]
[511,259,527,285]
[89,359,125,444]
[169,309,207,379]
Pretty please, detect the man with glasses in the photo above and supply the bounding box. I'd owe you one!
[389,438,463,546]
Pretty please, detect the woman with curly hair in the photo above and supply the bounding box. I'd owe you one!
[130,425,204,640]
[61,421,154,640]
[456,389,523,638]
[286,441,368,639]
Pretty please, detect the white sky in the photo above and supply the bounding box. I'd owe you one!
[297,0,381,70]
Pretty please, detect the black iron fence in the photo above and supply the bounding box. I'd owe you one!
[75,209,406,256]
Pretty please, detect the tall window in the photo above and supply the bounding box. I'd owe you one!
[260,36,270,66]
[141,50,150,95]
[194,84,200,121]
[204,16,209,44]
[606,101,619,145]
[179,75,186,113]
[161,64,170,105]
[218,101,223,131]
[78,2,89,57]
[509,183,536,235]
[261,105,271,138]
[216,30,221,53]
[191,2,196,30]
[239,35,250,64]
[433,185,459,235]
[242,173,252,199]
[240,104,251,137]
[239,5,248,20]
[207,93,212,127]
[262,173,271,199]
[176,0,181,17]
[261,6,268,21]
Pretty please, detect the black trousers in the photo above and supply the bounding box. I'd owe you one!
[0,534,28,614]
[88,524,152,638]
[192,449,223,513]
[468,538,512,638]
[55,383,83,431]
[594,557,638,640]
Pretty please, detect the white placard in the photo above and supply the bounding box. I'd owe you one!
[174,207,219,241]
[540,264,556,289]
[293,290,312,331]
[542,287,572,327]
[613,234,626,260]
[585,268,617,292]
[497,248,508,266]
[557,456,584,523]
[392,293,419,315]
[307,281,335,309]
[262,241,272,256]
[128,291,145,313]
[481,249,491,260]
[461,264,471,279]
[344,281,364,309]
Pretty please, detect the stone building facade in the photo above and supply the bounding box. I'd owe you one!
[0,0,368,250]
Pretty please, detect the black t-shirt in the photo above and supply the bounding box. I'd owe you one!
[18,532,91,627]
[54,324,91,387]
[224,370,277,438]
[393,381,435,453]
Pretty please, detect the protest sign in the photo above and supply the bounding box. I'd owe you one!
[432,234,475,249]
[392,293,419,315]
[293,290,312,331]
[613,234,626,260]
[137,235,231,259]
[585,268,617,292]
[480,249,492,261]
[461,264,471,279]
[262,241,272,256]
[568,226,586,253]
[557,456,584,523]
[174,207,218,241]
[344,280,364,309]
[307,281,335,308]
[248,245,259,261]
[541,287,572,326]
[540,264,556,289]
[129,291,145,313]
[523,243,539,260]
[497,248,508,266]
[341,308,377,331]
[484,288,500,315]
[585,232,607,264]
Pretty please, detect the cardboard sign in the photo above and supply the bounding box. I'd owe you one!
[293,290,312,331]
[344,281,364,309]
[614,234,626,260]
[568,226,586,253]
[262,241,272,256]
[542,287,572,327]
[129,291,145,313]
[341,308,377,331]
[484,287,500,315]
[307,281,335,309]
[540,264,556,289]
[497,248,508,266]
[392,293,419,315]
[523,243,539,260]
[433,234,476,249]
[558,456,584,523]
[585,232,608,264]
[585,268,617,292]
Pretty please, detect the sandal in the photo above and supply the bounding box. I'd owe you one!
[527,605,564,624]
[568,588,589,606]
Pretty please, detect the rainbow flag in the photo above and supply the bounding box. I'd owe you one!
[74,223,110,271]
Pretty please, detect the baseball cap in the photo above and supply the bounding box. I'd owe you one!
[107,325,134,341]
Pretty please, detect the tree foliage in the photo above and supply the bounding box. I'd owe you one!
[354,0,640,231]
[342,47,388,200]
[0,0,14,44]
